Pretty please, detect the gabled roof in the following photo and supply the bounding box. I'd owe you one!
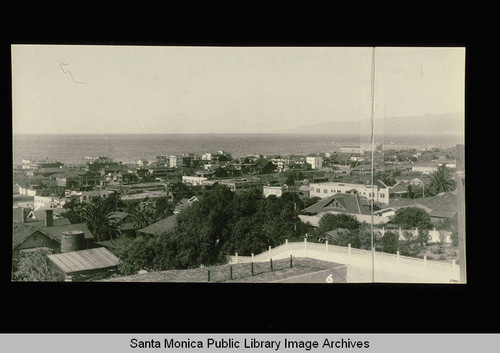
[383,191,458,219]
[29,208,65,220]
[390,181,410,194]
[138,214,178,236]
[12,223,48,249]
[301,193,374,216]
[41,223,94,241]
[47,247,120,274]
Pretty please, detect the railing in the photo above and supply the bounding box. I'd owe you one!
[228,239,460,283]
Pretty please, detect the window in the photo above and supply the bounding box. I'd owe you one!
[316,188,320,193]
[323,189,328,193]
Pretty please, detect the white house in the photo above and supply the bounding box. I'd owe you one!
[306,156,323,170]
[34,195,64,210]
[201,153,212,161]
[182,176,208,186]
[68,190,115,203]
[169,155,183,168]
[309,181,390,205]
[411,164,438,174]
[263,186,285,198]
[340,146,363,154]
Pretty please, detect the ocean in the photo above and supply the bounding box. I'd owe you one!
[12,134,461,165]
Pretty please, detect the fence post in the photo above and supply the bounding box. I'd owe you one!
[251,262,254,276]
[285,239,288,253]
[230,265,233,280]
[270,258,273,271]
[424,255,427,268]
[348,243,351,264]
[325,240,328,252]
[207,270,211,282]
[235,252,238,264]
[381,227,385,237]
[290,254,293,268]
[304,237,307,258]
[251,253,254,262]
[397,251,400,263]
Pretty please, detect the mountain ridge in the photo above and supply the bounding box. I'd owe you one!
[280,112,464,136]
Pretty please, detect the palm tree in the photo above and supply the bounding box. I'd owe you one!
[130,202,158,230]
[429,165,456,194]
[81,198,120,241]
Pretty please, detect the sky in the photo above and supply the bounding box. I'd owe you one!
[11,45,465,134]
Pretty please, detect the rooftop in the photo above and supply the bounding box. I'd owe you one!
[47,247,120,274]
[138,214,178,236]
[301,193,376,216]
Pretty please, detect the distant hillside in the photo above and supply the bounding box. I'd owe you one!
[282,112,464,136]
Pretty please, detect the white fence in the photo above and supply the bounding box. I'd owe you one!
[229,239,460,283]
[377,227,452,244]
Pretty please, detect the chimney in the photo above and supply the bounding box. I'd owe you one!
[13,207,27,223]
[45,209,54,227]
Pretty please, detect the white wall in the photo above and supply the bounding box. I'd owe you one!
[309,182,390,205]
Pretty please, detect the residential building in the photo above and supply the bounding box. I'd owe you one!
[182,176,208,186]
[68,189,115,203]
[309,181,390,205]
[137,214,178,237]
[173,196,201,214]
[169,155,183,168]
[202,179,238,192]
[201,153,212,161]
[306,156,323,170]
[271,158,288,172]
[411,164,438,174]
[136,159,149,168]
[12,209,94,253]
[299,193,389,226]
[377,191,458,224]
[121,190,171,202]
[263,186,285,198]
[340,146,363,154]
[33,195,64,210]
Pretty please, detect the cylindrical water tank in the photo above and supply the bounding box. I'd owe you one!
[61,230,85,253]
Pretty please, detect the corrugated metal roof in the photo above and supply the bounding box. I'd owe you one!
[47,247,120,274]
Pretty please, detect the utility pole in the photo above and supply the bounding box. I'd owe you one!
[455,144,466,283]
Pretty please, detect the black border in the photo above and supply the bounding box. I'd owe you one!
[4,4,487,334]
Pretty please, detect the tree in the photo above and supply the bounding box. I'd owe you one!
[429,165,456,194]
[130,202,158,230]
[61,195,83,224]
[103,191,125,213]
[382,231,399,254]
[81,198,120,241]
[390,207,433,230]
[284,174,295,186]
[316,213,360,234]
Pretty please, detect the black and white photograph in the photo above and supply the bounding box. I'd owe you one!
[11,45,465,285]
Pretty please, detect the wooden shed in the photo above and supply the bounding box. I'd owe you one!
[47,247,120,282]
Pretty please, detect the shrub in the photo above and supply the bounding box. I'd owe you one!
[13,249,60,282]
